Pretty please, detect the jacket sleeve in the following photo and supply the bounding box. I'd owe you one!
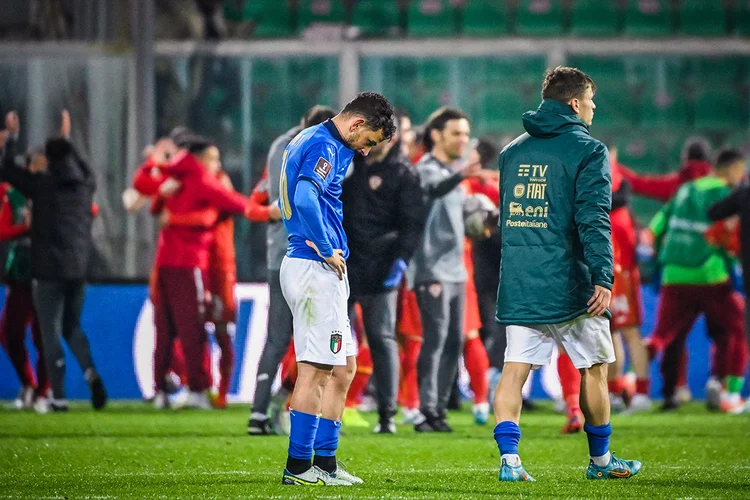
[133,159,167,196]
[394,166,427,262]
[0,137,38,198]
[648,195,675,247]
[574,142,614,290]
[708,184,747,221]
[167,208,220,228]
[619,166,680,202]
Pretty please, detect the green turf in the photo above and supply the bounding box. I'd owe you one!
[1,401,749,498]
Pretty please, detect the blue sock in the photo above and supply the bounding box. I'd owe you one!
[312,418,341,474]
[288,410,319,461]
[493,421,521,456]
[584,422,612,458]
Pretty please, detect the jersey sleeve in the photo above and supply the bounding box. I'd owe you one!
[297,141,337,194]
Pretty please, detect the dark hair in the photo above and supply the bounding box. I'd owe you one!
[476,137,500,170]
[303,105,336,128]
[542,66,596,103]
[714,148,745,170]
[340,92,396,141]
[423,107,468,151]
[682,136,712,162]
[169,126,193,147]
[183,135,215,155]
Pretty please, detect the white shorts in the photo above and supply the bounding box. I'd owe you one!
[279,256,356,366]
[504,315,615,370]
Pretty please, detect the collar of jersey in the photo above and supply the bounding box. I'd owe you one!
[323,119,353,151]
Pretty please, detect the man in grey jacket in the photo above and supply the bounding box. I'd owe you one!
[410,107,484,432]
[248,105,335,435]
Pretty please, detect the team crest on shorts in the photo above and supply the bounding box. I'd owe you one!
[330,332,343,354]
[369,175,383,190]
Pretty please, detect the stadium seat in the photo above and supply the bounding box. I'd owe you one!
[243,0,292,37]
[678,0,726,36]
[461,0,509,37]
[693,86,748,130]
[570,0,620,37]
[351,0,400,37]
[683,57,745,86]
[461,56,547,86]
[639,86,689,131]
[624,0,672,37]
[732,1,750,36]
[475,88,531,134]
[297,0,346,31]
[515,0,564,36]
[407,0,456,37]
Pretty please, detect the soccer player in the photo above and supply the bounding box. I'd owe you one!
[493,67,641,481]
[249,104,336,435]
[647,148,748,414]
[278,92,395,486]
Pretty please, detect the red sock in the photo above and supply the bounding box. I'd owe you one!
[636,378,650,395]
[400,337,421,410]
[0,309,36,388]
[216,331,234,398]
[464,337,489,404]
[346,346,372,408]
[557,352,581,415]
[608,378,623,395]
[170,338,188,386]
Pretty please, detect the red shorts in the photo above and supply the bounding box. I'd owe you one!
[397,283,422,339]
[611,266,643,329]
[208,271,237,325]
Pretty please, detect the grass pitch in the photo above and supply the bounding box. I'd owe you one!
[1,401,749,499]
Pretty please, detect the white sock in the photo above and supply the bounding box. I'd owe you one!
[591,451,611,467]
[501,454,521,466]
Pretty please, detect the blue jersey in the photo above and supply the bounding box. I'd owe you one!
[280,120,355,262]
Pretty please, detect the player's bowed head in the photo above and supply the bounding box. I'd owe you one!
[331,92,397,157]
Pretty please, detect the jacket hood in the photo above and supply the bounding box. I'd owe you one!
[679,160,713,182]
[522,99,590,139]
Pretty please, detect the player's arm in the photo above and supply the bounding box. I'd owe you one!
[0,113,39,198]
[648,194,676,246]
[163,207,220,228]
[708,183,748,221]
[420,160,483,199]
[386,167,426,287]
[247,168,281,222]
[574,142,614,316]
[619,165,680,202]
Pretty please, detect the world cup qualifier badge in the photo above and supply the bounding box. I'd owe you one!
[314,157,332,180]
[330,332,343,354]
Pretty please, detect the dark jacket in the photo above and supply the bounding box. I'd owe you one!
[1,137,95,281]
[496,99,613,325]
[342,145,425,295]
[708,178,750,290]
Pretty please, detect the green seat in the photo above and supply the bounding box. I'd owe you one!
[515,0,563,36]
[461,0,509,37]
[732,1,750,36]
[624,0,672,37]
[639,86,689,130]
[694,86,748,130]
[244,0,292,37]
[567,55,628,83]
[476,88,530,134]
[461,56,546,87]
[351,0,400,37]
[684,57,744,87]
[679,0,726,36]
[570,0,620,37]
[297,0,346,31]
[407,0,456,37]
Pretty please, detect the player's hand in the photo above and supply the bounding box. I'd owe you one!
[159,209,171,227]
[60,109,71,139]
[587,285,611,316]
[5,111,19,136]
[159,177,181,197]
[122,188,149,213]
[306,240,346,280]
[268,203,281,222]
[461,161,482,178]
